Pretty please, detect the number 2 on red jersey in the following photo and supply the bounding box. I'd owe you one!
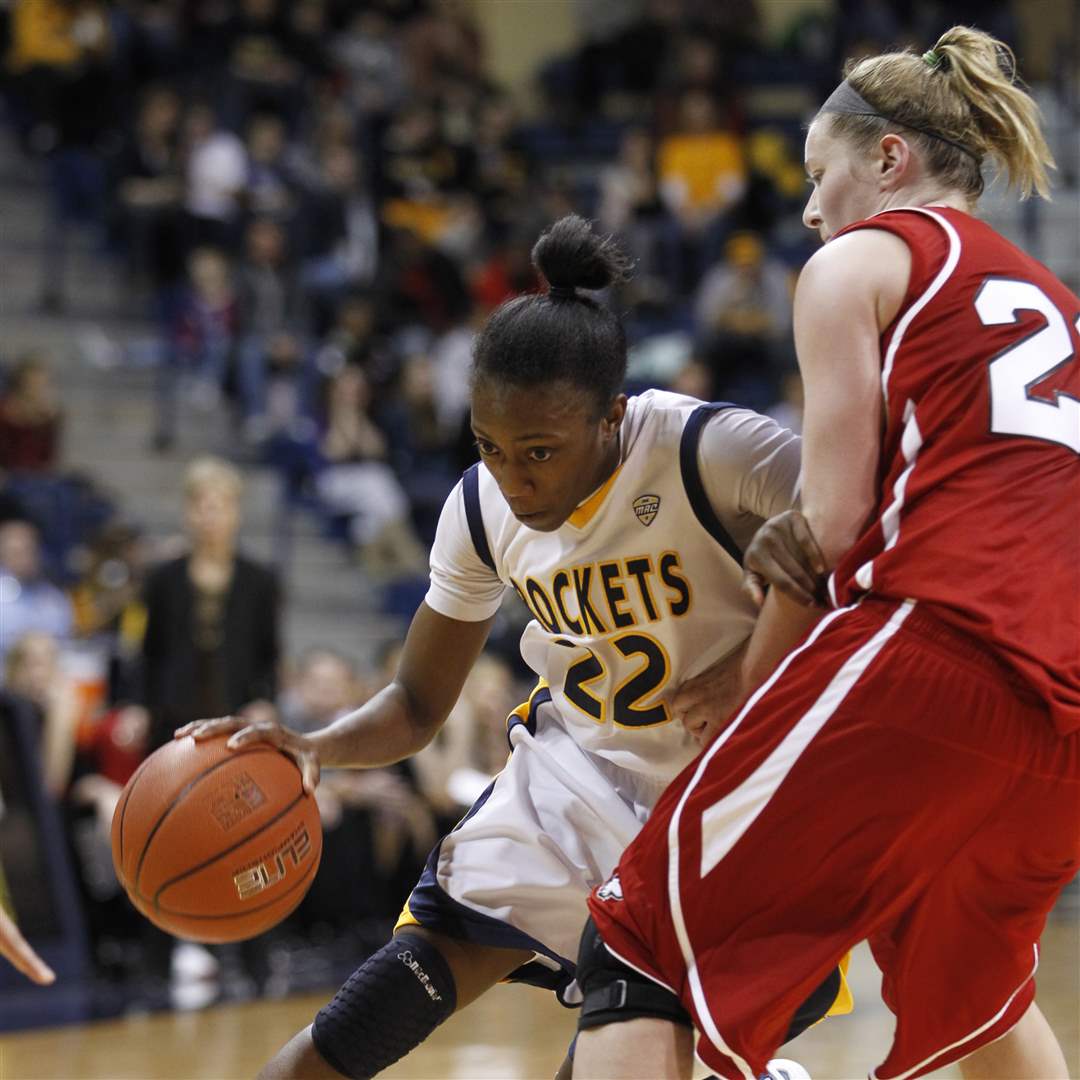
[976,278,1080,454]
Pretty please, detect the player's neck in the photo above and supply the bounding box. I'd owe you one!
[882,186,971,215]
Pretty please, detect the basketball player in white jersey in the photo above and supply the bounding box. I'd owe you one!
[180,216,842,1079]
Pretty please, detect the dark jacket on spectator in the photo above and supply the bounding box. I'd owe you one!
[140,554,279,750]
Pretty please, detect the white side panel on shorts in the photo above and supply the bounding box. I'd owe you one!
[698,599,915,879]
[659,603,856,1079]
[665,599,914,1077]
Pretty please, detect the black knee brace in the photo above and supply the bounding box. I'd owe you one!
[576,916,693,1030]
[575,917,842,1045]
[311,932,457,1079]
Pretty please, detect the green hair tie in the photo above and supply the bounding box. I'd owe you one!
[922,49,943,69]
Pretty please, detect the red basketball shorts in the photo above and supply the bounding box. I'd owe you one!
[589,597,1080,1080]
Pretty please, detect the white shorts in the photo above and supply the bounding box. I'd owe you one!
[395,691,670,1001]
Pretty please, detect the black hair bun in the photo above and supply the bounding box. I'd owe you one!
[532,215,633,294]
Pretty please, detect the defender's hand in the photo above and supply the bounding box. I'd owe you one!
[674,645,748,746]
[743,510,827,608]
[175,716,321,795]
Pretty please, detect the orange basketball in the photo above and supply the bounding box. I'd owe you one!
[111,736,322,943]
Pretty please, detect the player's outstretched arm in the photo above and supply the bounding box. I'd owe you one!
[178,603,495,784]
[0,904,55,986]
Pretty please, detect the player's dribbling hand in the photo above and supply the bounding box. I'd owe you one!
[175,716,321,795]
[743,510,827,608]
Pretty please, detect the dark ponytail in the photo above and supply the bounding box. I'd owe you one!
[472,215,633,416]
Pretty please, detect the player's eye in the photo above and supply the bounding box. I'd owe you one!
[527,447,553,462]
[475,439,498,456]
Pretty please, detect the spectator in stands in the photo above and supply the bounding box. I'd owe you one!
[669,355,715,402]
[403,2,486,104]
[282,0,333,83]
[332,9,406,119]
[67,702,150,972]
[379,102,476,246]
[653,35,742,135]
[7,0,117,311]
[152,245,237,450]
[4,630,80,797]
[386,352,462,544]
[220,0,304,126]
[658,89,747,287]
[470,94,530,237]
[242,110,296,219]
[0,353,63,472]
[278,646,435,929]
[182,101,247,250]
[410,651,520,825]
[694,230,794,408]
[0,519,73,666]
[598,128,675,307]
[732,128,809,238]
[471,231,540,314]
[174,247,238,408]
[5,0,85,151]
[5,0,114,155]
[295,142,379,333]
[377,226,471,335]
[235,217,308,437]
[69,520,147,702]
[140,457,279,752]
[309,364,427,582]
[110,84,185,298]
[315,290,398,396]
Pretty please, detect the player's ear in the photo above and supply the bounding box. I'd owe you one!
[602,394,628,437]
[878,133,910,188]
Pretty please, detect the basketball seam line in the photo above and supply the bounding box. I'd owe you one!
[150,788,306,910]
[131,746,277,898]
[117,751,158,867]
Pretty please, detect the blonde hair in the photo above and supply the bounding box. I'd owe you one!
[827,26,1054,200]
[183,456,243,502]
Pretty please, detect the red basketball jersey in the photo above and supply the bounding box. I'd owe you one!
[827,206,1080,735]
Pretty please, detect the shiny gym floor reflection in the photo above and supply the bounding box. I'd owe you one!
[2,915,1076,1079]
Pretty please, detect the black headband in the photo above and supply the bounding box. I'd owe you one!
[819,80,981,165]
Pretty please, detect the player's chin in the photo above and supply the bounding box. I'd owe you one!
[515,510,562,531]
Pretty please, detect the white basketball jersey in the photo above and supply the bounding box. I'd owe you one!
[426,389,800,783]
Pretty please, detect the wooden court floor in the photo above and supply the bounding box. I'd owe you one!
[2,920,1076,1080]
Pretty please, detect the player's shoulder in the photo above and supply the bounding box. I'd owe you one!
[621,388,708,450]
[624,389,793,455]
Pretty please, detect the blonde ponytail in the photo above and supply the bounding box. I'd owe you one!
[932,27,1053,199]
[828,26,1055,201]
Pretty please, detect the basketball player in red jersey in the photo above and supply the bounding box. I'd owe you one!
[572,26,1079,1080]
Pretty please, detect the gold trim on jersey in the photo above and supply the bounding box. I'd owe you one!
[566,465,624,529]
[505,678,551,731]
[394,899,421,934]
[824,951,855,1019]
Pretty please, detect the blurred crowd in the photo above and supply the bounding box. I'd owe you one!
[0,0,1027,1010]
